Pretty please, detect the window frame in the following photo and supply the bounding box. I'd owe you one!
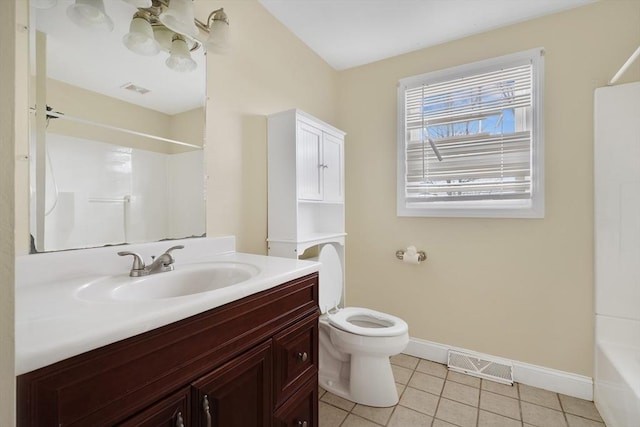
[396,48,545,218]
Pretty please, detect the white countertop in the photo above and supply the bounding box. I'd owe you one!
[15,237,319,375]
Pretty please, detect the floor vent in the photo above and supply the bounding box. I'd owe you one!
[447,349,514,385]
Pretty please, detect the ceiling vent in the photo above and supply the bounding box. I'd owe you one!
[121,82,150,95]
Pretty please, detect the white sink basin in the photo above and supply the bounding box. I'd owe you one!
[76,262,260,301]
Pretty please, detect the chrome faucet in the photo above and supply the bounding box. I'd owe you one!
[118,245,185,277]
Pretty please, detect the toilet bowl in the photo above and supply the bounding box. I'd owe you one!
[313,244,409,407]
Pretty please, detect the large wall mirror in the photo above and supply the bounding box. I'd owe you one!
[29,0,206,253]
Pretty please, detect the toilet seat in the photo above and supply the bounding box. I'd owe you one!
[327,307,408,337]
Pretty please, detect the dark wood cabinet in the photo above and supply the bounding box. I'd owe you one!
[191,341,272,427]
[17,273,319,427]
[273,378,318,427]
[117,387,189,427]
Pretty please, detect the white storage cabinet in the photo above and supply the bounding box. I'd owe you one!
[267,109,346,258]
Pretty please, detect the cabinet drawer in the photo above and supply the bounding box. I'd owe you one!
[117,387,189,427]
[273,378,318,427]
[273,314,318,408]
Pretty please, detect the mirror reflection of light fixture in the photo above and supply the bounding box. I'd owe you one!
[66,0,231,71]
[123,11,160,56]
[67,0,114,32]
[159,0,199,38]
[122,0,153,7]
[200,8,230,54]
[166,34,197,72]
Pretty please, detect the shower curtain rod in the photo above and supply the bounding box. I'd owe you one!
[608,45,640,86]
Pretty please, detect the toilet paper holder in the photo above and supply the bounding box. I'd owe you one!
[395,249,427,262]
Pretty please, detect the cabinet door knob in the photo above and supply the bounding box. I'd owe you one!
[297,421,308,427]
[203,395,212,427]
[297,351,308,362]
[175,411,185,427]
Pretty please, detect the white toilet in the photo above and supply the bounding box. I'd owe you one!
[314,244,409,407]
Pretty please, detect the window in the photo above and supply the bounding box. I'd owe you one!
[397,48,544,218]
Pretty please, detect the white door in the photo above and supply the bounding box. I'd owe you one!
[297,121,323,200]
[322,132,344,202]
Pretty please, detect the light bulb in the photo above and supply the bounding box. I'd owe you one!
[123,13,160,56]
[159,0,199,38]
[121,0,152,7]
[206,12,230,54]
[166,36,197,72]
[67,0,114,32]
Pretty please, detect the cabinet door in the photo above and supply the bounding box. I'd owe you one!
[322,132,344,202]
[297,121,323,201]
[273,378,318,427]
[117,387,189,427]
[273,315,318,408]
[192,341,272,427]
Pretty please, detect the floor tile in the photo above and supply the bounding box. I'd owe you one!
[391,364,413,385]
[566,414,606,427]
[387,405,434,427]
[482,380,519,399]
[396,382,407,398]
[319,386,327,399]
[447,370,481,388]
[559,394,603,422]
[408,371,445,395]
[398,386,439,416]
[435,398,478,427]
[321,391,356,412]
[391,353,420,370]
[416,359,449,378]
[432,419,460,427]
[521,401,567,427]
[416,359,448,378]
[319,401,348,427]
[351,404,394,426]
[480,390,521,420]
[519,384,561,410]
[478,410,523,427]
[341,413,382,427]
[316,356,605,427]
[442,380,480,407]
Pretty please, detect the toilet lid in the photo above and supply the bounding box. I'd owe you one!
[317,244,343,313]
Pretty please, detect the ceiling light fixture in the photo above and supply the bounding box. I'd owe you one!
[198,8,230,54]
[66,0,231,72]
[159,0,199,38]
[122,0,152,7]
[166,34,197,72]
[67,0,114,32]
[122,11,160,56]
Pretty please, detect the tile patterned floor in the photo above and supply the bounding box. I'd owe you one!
[319,354,606,427]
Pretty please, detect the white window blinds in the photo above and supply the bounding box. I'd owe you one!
[398,49,544,218]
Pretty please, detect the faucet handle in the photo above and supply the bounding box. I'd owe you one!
[164,245,185,255]
[118,251,146,275]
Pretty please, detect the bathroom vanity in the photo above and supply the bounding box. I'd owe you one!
[16,237,320,427]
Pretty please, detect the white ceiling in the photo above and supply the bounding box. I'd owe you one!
[259,0,597,70]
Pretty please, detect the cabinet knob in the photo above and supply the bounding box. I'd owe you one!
[175,411,185,427]
[297,351,308,362]
[297,421,308,427]
[203,395,212,427]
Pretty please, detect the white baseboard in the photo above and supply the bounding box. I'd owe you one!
[404,337,593,401]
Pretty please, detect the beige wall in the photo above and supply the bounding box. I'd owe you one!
[195,0,339,254]
[337,1,640,376]
[2,1,21,425]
